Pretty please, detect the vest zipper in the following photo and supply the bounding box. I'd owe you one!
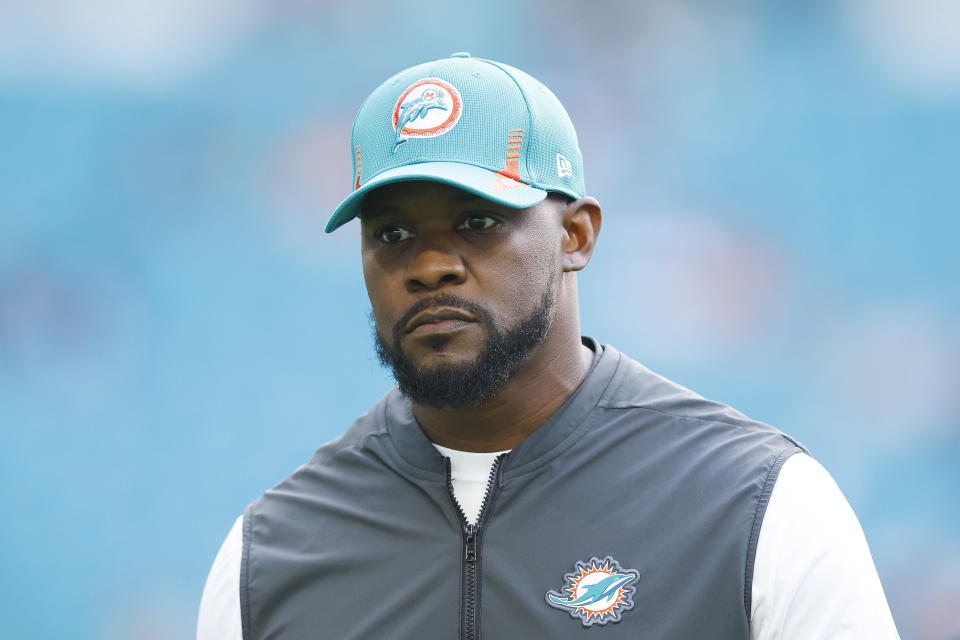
[445,454,506,640]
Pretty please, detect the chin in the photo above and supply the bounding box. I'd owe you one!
[404,340,483,367]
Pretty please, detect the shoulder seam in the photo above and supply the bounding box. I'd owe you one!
[313,397,391,463]
[312,427,390,468]
[599,401,771,433]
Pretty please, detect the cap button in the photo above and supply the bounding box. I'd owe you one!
[449,51,471,58]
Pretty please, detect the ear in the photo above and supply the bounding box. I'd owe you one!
[560,197,602,272]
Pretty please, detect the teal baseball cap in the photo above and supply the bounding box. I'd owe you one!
[325,52,586,233]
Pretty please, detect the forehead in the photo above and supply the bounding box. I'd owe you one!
[359,181,511,221]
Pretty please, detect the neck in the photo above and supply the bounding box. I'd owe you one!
[412,327,594,453]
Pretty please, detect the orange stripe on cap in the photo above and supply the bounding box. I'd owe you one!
[354,146,362,190]
[500,131,523,179]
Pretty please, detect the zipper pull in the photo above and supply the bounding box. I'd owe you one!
[464,524,478,563]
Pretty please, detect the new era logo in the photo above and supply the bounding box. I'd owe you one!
[556,153,573,178]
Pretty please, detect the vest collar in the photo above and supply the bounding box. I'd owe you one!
[382,336,622,478]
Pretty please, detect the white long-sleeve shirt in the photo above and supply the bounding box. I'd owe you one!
[197,452,899,639]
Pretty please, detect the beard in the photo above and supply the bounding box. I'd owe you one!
[372,279,557,409]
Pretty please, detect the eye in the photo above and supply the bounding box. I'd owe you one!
[376,225,413,244]
[458,213,498,232]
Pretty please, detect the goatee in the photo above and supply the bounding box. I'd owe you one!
[372,285,556,409]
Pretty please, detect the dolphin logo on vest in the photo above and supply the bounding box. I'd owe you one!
[545,555,640,627]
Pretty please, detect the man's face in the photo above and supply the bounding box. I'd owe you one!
[360,181,566,408]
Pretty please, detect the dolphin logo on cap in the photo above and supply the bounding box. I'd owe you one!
[394,88,448,151]
[391,78,463,153]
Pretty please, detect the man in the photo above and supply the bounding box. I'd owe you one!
[198,53,899,639]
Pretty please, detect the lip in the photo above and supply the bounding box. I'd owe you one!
[405,307,477,334]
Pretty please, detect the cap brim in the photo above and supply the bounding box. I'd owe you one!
[324,162,548,233]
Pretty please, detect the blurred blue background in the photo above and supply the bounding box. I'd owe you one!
[1,1,958,638]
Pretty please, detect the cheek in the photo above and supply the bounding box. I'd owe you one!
[361,256,396,331]
[483,231,559,312]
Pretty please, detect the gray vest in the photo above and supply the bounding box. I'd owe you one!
[241,338,806,639]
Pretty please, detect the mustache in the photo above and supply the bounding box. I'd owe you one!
[392,293,493,341]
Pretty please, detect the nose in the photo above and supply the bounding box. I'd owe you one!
[405,241,466,292]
